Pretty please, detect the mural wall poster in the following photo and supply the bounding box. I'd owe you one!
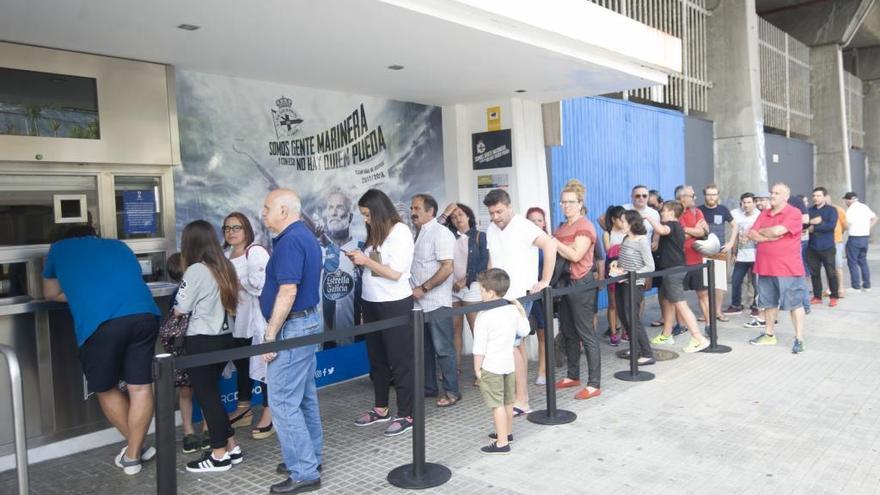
[174,70,446,388]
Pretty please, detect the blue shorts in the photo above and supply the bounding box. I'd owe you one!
[757,276,805,311]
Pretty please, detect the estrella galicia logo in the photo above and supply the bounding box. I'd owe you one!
[271,96,304,139]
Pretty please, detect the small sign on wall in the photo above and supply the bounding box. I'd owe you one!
[487,106,501,131]
[472,129,512,170]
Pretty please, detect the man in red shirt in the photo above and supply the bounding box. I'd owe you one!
[677,185,710,322]
[747,183,807,354]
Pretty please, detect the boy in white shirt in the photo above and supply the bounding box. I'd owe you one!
[472,268,531,455]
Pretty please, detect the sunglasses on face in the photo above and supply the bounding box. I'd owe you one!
[634,194,648,198]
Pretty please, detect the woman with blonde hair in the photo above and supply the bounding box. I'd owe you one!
[552,179,602,401]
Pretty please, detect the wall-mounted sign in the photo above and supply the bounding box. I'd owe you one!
[487,106,501,131]
[122,190,157,235]
[472,129,512,170]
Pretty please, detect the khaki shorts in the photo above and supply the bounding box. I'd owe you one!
[479,370,515,409]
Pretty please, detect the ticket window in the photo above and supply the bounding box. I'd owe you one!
[114,176,164,240]
[0,175,99,246]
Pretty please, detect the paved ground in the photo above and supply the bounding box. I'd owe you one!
[3,247,880,494]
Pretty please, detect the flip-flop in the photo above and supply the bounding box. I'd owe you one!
[716,315,730,322]
[437,394,460,407]
[650,320,664,327]
[512,407,530,418]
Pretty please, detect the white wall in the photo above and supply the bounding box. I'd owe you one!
[442,98,550,220]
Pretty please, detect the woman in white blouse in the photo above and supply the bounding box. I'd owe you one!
[222,212,273,439]
[346,189,416,437]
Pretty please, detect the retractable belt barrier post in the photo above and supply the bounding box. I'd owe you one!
[614,271,654,382]
[702,259,732,353]
[153,353,177,495]
[528,286,577,425]
[388,308,452,489]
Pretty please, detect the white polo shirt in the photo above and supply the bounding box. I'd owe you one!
[623,203,660,241]
[846,201,877,237]
[486,214,543,299]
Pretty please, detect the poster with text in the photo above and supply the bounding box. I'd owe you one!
[173,70,445,386]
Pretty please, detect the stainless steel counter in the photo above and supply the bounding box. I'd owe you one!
[0,282,177,455]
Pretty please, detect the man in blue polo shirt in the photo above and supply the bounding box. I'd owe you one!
[806,186,840,307]
[259,189,324,494]
[42,225,160,475]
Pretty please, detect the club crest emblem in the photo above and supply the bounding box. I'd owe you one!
[271,96,303,139]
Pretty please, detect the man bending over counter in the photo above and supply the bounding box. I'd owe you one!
[42,225,161,476]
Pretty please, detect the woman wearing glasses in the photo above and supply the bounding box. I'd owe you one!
[222,212,274,439]
[553,179,602,401]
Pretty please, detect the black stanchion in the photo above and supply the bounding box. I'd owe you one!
[615,271,654,382]
[528,286,577,425]
[387,309,451,489]
[703,259,732,354]
[153,353,177,495]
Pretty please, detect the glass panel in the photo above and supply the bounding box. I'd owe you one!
[115,176,163,240]
[135,251,167,283]
[0,175,98,246]
[0,68,100,139]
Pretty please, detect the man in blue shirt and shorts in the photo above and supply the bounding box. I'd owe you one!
[42,225,161,475]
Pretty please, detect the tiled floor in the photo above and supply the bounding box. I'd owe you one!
[3,249,880,494]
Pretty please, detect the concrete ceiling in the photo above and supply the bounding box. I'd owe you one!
[0,0,679,106]
[756,0,880,49]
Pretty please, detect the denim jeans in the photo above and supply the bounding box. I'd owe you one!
[730,262,756,308]
[424,308,459,398]
[267,311,323,481]
[846,236,871,289]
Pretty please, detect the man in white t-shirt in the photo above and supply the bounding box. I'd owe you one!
[843,192,877,291]
[410,193,459,405]
[724,192,760,315]
[483,189,556,416]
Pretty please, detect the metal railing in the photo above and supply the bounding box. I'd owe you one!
[0,345,29,495]
[758,16,812,138]
[589,0,712,115]
[152,260,728,493]
[846,71,865,149]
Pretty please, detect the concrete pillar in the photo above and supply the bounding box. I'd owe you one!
[707,0,768,205]
[811,44,852,200]
[864,80,880,242]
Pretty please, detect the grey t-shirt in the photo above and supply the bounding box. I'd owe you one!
[175,262,231,336]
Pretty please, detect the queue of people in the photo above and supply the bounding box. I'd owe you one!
[40,178,875,492]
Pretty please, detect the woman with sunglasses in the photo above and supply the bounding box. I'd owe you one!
[222,212,274,440]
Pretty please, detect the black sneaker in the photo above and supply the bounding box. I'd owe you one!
[480,441,511,455]
[182,434,201,454]
[671,324,687,336]
[722,305,743,316]
[229,445,243,465]
[488,433,514,442]
[186,452,232,473]
[200,434,211,451]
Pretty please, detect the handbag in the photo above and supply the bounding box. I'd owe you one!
[159,313,190,356]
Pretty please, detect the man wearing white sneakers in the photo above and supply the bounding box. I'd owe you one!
[843,192,877,292]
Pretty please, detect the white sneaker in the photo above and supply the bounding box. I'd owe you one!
[535,376,546,385]
[114,446,143,475]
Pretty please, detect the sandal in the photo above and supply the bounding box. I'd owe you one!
[437,394,460,407]
[650,320,664,327]
[512,406,530,418]
[716,315,730,322]
[251,422,275,440]
[229,407,253,428]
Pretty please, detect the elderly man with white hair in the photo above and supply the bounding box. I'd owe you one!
[260,188,325,494]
